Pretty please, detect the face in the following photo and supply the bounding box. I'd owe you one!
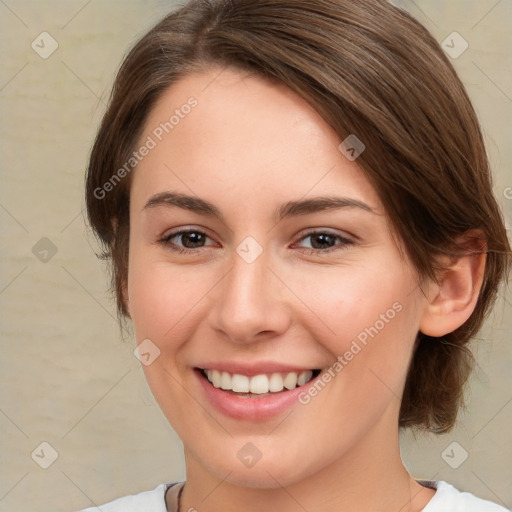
[126,67,428,487]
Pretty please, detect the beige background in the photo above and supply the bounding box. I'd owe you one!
[0,1,510,510]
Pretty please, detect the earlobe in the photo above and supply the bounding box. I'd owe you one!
[419,231,487,338]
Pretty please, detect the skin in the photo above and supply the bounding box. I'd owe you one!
[124,67,485,512]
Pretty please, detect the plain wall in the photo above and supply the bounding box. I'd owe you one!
[1,1,510,510]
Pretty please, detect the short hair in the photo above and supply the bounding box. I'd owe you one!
[85,0,511,433]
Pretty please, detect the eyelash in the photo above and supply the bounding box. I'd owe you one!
[159,228,354,256]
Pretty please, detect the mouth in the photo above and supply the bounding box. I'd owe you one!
[196,368,322,398]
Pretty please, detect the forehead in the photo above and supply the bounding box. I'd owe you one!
[130,67,381,215]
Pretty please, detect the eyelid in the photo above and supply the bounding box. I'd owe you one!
[159,226,356,256]
[160,227,216,246]
[292,228,355,254]
[296,227,353,239]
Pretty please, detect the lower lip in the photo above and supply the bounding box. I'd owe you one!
[195,369,317,421]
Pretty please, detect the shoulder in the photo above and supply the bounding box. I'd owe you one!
[419,480,509,512]
[76,482,173,512]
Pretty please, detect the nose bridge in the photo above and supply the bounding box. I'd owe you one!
[210,239,288,343]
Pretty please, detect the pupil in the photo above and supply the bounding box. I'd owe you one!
[312,233,334,249]
[184,232,204,248]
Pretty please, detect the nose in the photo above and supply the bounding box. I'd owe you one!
[208,244,291,345]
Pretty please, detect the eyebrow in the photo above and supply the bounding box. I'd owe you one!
[142,191,375,222]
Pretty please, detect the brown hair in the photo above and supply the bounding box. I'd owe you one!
[85,0,510,433]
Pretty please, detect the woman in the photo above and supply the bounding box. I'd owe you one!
[80,0,510,510]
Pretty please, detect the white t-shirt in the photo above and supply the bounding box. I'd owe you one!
[77,480,509,511]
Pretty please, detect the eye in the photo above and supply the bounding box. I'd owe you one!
[158,228,355,256]
[294,230,354,255]
[159,228,214,254]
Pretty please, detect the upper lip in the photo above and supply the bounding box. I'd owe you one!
[195,362,320,377]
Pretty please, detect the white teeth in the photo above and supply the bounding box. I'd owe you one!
[297,370,313,386]
[231,374,250,392]
[211,370,221,388]
[283,372,298,390]
[249,374,269,394]
[220,371,231,390]
[268,373,284,392]
[203,369,316,394]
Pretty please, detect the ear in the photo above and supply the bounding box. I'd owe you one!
[419,230,487,337]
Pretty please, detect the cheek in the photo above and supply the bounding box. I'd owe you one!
[295,260,421,408]
[127,250,213,343]
[327,290,419,408]
[293,261,416,351]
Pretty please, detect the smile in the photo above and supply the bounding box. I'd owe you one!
[200,368,321,396]
[194,363,325,420]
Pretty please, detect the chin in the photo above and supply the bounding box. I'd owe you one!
[195,445,320,490]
